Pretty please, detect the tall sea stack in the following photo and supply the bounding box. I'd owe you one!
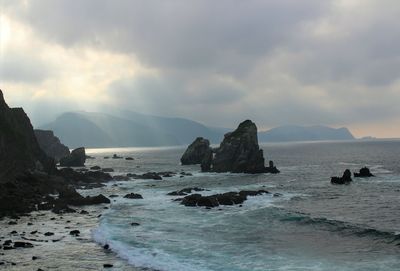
[181,120,279,174]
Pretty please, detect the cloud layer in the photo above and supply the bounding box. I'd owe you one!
[1,0,399,137]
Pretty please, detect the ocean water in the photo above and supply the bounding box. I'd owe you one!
[87,140,400,271]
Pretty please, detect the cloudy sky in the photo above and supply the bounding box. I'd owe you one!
[1,0,399,137]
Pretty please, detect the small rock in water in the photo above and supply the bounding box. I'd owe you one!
[354,167,374,177]
[124,193,143,199]
[69,230,80,236]
[8,221,17,225]
[130,222,140,226]
[80,210,89,215]
[103,244,110,250]
[104,264,114,268]
[44,232,54,236]
[13,241,34,248]
[32,256,38,260]
[331,169,352,184]
[125,157,134,160]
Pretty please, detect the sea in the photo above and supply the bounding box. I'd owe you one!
[85,140,400,271]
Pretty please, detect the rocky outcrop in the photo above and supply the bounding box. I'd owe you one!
[34,129,70,162]
[0,90,110,217]
[59,147,86,167]
[181,137,212,165]
[201,120,279,174]
[178,190,269,208]
[354,167,374,177]
[331,169,352,184]
[0,90,55,180]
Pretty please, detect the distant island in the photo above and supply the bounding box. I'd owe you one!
[40,111,355,148]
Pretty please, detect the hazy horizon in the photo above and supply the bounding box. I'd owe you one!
[1,0,400,138]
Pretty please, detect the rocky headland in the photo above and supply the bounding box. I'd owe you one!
[34,129,70,163]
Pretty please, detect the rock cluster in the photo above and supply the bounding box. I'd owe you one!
[59,147,86,167]
[181,120,279,174]
[34,129,70,162]
[177,190,269,208]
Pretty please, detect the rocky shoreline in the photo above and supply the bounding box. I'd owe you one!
[0,200,140,271]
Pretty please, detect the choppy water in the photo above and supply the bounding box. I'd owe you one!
[87,140,400,271]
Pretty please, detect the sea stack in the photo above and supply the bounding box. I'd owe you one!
[181,120,279,174]
[208,120,277,173]
[180,137,212,165]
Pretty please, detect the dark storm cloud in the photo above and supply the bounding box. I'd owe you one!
[6,0,328,73]
[3,0,400,133]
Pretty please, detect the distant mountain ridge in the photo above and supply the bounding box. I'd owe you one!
[40,111,227,148]
[258,125,355,142]
[40,111,355,148]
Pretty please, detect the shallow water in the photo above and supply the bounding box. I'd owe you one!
[87,140,400,271]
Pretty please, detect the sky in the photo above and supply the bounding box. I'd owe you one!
[1,0,399,138]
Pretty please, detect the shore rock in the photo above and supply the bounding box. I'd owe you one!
[59,147,86,167]
[181,137,212,165]
[204,120,278,173]
[354,167,374,177]
[34,129,70,162]
[331,169,352,184]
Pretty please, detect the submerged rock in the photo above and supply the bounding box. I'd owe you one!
[127,172,162,180]
[180,190,269,208]
[59,147,86,167]
[354,167,374,177]
[331,169,352,184]
[123,193,143,199]
[181,137,212,165]
[167,187,206,196]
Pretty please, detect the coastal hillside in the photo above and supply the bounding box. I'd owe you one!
[259,125,355,142]
[41,111,226,148]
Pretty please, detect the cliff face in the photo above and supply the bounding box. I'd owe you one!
[0,90,54,181]
[35,129,70,162]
